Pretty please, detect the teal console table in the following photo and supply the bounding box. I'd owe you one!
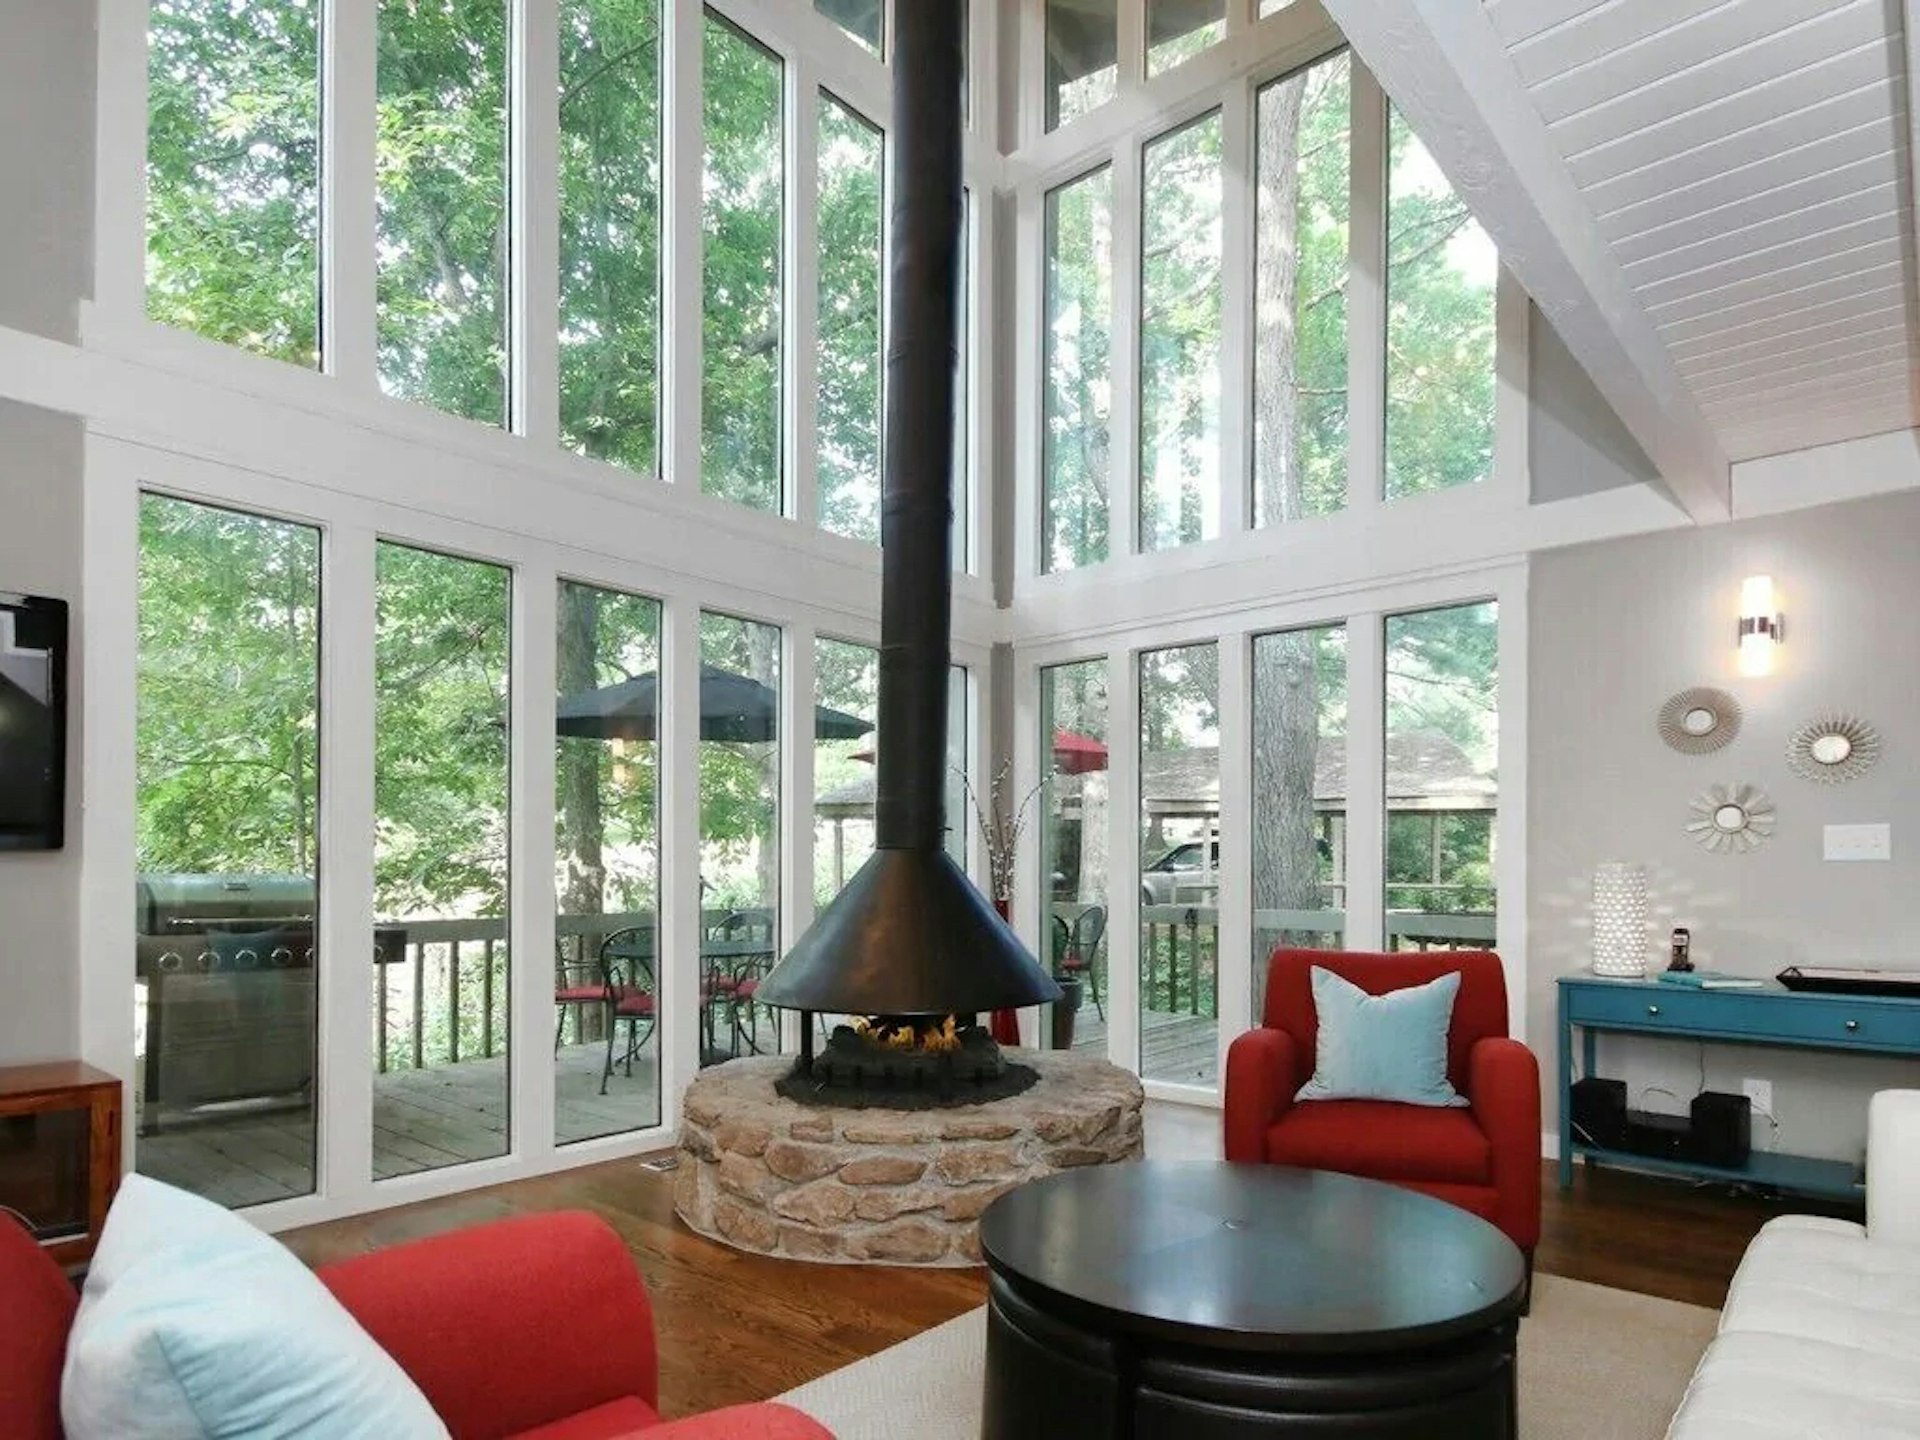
[1556,975,1920,1202]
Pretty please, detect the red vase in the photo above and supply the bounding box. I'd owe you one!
[989,899,1021,1046]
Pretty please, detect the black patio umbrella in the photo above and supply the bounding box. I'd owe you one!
[556,664,874,744]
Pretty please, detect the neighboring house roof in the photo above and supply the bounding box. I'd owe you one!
[812,729,1495,820]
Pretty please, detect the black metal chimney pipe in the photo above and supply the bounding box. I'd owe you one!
[753,0,1060,1022]
[875,0,961,851]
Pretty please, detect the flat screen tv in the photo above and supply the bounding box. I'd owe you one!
[0,592,68,850]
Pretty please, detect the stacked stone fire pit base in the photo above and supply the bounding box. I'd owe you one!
[675,1049,1145,1266]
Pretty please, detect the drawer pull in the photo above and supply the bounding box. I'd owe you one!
[1846,1019,1861,1032]
[1647,1005,1661,1017]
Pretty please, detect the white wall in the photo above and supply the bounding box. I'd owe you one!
[0,1,93,344]
[0,400,85,1063]
[1529,488,1920,1165]
[1529,306,1659,505]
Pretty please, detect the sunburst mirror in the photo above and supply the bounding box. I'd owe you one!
[1658,688,1741,755]
[1686,783,1775,855]
[1786,714,1880,785]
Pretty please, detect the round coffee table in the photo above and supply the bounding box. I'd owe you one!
[978,1162,1525,1439]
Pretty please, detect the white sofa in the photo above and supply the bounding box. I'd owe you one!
[1667,1090,1920,1440]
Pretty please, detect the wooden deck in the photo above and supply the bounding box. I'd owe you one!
[1067,1008,1219,1087]
[136,1044,662,1210]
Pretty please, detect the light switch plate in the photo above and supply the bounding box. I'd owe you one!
[1824,823,1892,862]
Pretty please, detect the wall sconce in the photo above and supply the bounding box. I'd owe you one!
[1737,575,1782,678]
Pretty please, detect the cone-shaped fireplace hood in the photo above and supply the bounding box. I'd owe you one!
[755,1,1059,1021]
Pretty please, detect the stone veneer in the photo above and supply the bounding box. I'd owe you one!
[674,1049,1145,1266]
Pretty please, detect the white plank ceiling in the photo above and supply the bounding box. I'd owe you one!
[1484,0,1920,462]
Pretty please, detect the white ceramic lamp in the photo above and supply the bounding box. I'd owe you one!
[1591,863,1649,978]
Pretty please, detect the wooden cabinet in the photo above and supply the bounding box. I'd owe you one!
[0,1062,122,1266]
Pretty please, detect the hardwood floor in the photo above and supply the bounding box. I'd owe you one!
[282,1154,1857,1419]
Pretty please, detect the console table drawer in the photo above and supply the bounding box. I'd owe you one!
[1567,985,1920,1050]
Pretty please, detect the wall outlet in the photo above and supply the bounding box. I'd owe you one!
[1742,1078,1773,1117]
[1824,823,1892,862]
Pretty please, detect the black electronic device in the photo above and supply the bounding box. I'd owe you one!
[1570,1076,1628,1149]
[1621,1110,1692,1160]
[1689,1090,1752,1168]
[0,593,67,851]
[1777,965,1920,999]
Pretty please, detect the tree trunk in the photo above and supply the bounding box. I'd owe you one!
[557,585,606,922]
[1249,72,1323,1009]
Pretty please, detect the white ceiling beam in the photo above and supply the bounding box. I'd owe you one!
[1318,0,1733,522]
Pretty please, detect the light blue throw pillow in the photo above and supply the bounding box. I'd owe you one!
[61,1174,449,1440]
[1297,966,1468,1107]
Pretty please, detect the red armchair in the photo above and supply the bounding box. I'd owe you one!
[1,1209,829,1440]
[1225,948,1540,1262]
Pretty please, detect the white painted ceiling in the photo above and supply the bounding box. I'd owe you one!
[1484,0,1920,463]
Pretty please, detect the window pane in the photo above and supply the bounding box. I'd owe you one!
[134,498,320,1208]
[817,95,885,543]
[702,16,785,513]
[560,0,662,474]
[699,613,781,1066]
[1140,112,1224,554]
[1139,644,1219,1088]
[1384,603,1498,952]
[555,581,662,1145]
[814,638,878,905]
[373,543,512,1176]
[947,664,971,870]
[1255,53,1350,526]
[816,0,881,55]
[1147,0,1223,75]
[1385,106,1496,501]
[1043,167,1113,573]
[146,0,322,366]
[1046,0,1116,131]
[1252,625,1346,1018]
[377,0,509,424]
[1040,660,1109,1055]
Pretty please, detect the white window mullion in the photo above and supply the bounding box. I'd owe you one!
[778,623,817,1053]
[789,69,822,527]
[1105,645,1142,1074]
[1009,650,1044,1043]
[662,0,706,488]
[1214,628,1252,1089]
[658,597,704,1121]
[1218,79,1254,539]
[1343,610,1386,952]
[1346,60,1387,523]
[1493,267,1531,508]
[1012,185,1044,579]
[964,186,993,577]
[1111,137,1144,558]
[324,0,378,389]
[513,0,561,445]
[317,525,376,1201]
[92,0,149,324]
[1496,568,1530,1042]
[1117,0,1146,95]
[509,559,558,1158]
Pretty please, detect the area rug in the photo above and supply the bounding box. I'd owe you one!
[778,1273,1716,1440]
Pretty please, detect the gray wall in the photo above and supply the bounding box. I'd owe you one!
[0,1,95,342]
[1529,489,1920,1165]
[1529,305,1661,504]
[0,400,86,1064]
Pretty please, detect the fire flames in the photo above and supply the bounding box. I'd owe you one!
[850,1015,964,1055]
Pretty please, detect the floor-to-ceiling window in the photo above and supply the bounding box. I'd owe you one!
[1138,642,1219,1088]
[1039,659,1111,1053]
[554,580,662,1144]
[133,497,322,1208]
[1043,166,1115,573]
[816,95,886,544]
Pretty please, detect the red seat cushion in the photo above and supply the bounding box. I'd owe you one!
[556,986,609,1004]
[615,993,656,1019]
[0,1219,76,1440]
[733,979,758,1000]
[1266,1101,1492,1186]
[507,1396,660,1439]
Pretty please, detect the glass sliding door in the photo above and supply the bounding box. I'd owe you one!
[372,543,512,1178]
[814,638,878,905]
[1138,644,1219,1087]
[1039,660,1110,1053]
[1251,625,1347,1020]
[134,497,321,1208]
[698,613,781,1065]
[555,581,662,1145]
[1383,602,1498,952]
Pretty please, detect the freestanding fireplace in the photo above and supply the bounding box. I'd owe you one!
[672,1,1141,1266]
[749,0,1060,1103]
